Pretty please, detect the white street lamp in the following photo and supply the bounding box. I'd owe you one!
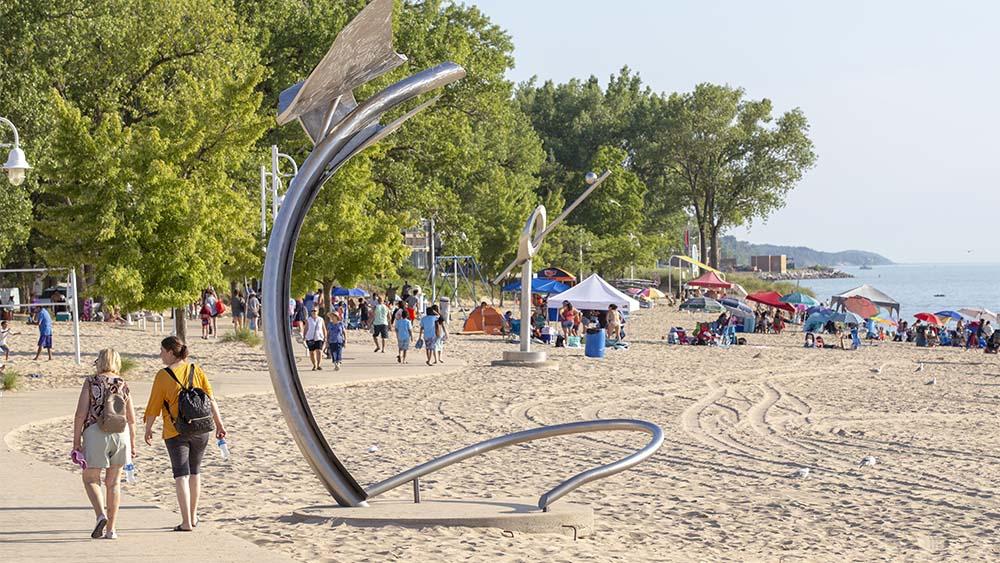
[260,145,298,240]
[0,117,31,186]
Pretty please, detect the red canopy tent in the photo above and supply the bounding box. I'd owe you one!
[687,271,732,289]
[747,290,795,313]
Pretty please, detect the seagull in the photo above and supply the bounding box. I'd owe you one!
[752,352,763,359]
[914,363,924,373]
[926,378,936,385]
[858,456,877,468]
[870,365,883,374]
[792,467,811,479]
[367,444,380,453]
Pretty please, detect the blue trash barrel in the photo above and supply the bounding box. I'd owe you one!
[585,328,606,358]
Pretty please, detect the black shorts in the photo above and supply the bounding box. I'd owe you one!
[307,340,324,351]
[165,432,211,478]
[373,324,389,338]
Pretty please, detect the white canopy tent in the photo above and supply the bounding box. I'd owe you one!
[830,284,900,318]
[546,273,640,312]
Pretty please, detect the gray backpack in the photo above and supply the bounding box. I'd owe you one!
[97,378,128,433]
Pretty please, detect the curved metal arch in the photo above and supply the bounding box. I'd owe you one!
[263,62,466,507]
[365,419,664,510]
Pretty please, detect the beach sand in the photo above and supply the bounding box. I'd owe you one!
[9,308,1000,561]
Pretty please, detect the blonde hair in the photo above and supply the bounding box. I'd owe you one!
[95,348,122,375]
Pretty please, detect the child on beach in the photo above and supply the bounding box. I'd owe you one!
[199,301,212,339]
[394,312,412,364]
[0,320,19,361]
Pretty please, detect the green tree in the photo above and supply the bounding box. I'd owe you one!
[14,0,269,340]
[635,83,817,268]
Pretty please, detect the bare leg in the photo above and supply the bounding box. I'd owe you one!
[104,466,123,534]
[33,346,40,360]
[189,474,201,526]
[174,476,193,530]
[82,468,105,518]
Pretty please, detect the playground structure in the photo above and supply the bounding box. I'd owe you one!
[260,0,663,533]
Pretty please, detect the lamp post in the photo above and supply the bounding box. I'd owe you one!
[260,145,299,240]
[0,117,31,186]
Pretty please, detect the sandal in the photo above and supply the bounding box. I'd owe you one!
[172,524,193,532]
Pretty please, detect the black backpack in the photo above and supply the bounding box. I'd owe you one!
[164,364,215,436]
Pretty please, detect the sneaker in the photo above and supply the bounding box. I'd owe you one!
[104,530,118,540]
[91,515,107,539]
[334,363,340,371]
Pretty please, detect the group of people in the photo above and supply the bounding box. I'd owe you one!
[896,317,1000,350]
[71,336,227,539]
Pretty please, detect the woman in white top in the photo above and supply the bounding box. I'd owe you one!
[302,308,327,370]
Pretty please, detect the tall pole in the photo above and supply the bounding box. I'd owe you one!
[260,165,268,240]
[579,242,584,283]
[429,217,436,302]
[520,259,532,353]
[271,145,281,221]
[69,269,81,365]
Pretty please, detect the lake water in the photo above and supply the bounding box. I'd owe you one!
[798,263,1000,317]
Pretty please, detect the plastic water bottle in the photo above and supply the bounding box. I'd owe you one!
[217,438,230,461]
[124,463,136,484]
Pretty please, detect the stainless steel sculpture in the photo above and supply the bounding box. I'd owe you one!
[491,171,611,366]
[264,0,663,511]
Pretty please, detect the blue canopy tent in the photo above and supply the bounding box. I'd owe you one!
[332,287,369,297]
[502,278,570,294]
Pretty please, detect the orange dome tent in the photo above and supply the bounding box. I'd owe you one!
[460,304,505,335]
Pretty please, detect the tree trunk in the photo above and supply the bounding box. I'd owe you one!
[173,307,187,343]
[697,224,709,273]
[322,279,334,316]
[709,225,721,269]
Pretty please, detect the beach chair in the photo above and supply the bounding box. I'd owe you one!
[506,319,521,342]
[348,312,361,330]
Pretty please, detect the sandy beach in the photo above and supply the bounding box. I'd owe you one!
[8,309,1000,561]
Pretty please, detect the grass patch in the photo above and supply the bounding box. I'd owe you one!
[2,369,21,391]
[119,356,139,376]
[222,327,262,347]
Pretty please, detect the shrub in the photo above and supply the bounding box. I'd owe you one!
[119,356,139,376]
[222,328,262,347]
[2,369,21,391]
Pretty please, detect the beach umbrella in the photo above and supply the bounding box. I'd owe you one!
[958,307,998,323]
[679,297,724,313]
[747,290,795,313]
[806,305,833,317]
[720,297,753,318]
[626,287,642,295]
[843,296,879,319]
[641,287,666,299]
[871,316,897,327]
[935,310,964,321]
[780,292,819,307]
[332,287,369,297]
[914,312,941,325]
[834,311,864,325]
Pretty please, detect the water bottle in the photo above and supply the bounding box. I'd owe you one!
[217,438,230,461]
[124,463,136,484]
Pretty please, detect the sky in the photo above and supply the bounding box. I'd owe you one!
[466,0,1000,263]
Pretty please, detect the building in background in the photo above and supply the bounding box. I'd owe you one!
[751,255,787,274]
[403,223,431,269]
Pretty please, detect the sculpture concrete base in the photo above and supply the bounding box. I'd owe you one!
[292,498,593,537]
[491,350,560,369]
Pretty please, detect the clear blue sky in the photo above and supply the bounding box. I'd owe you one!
[466,0,1000,263]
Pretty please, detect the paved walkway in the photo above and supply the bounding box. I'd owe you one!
[0,346,462,562]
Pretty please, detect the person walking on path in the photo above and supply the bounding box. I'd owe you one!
[199,300,212,339]
[143,336,227,532]
[246,290,261,335]
[230,290,246,331]
[371,296,390,353]
[302,308,326,370]
[394,311,413,364]
[33,307,53,360]
[419,306,440,366]
[359,296,370,330]
[434,312,448,364]
[325,312,346,371]
[72,348,137,540]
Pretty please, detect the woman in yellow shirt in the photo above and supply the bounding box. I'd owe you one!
[144,336,227,532]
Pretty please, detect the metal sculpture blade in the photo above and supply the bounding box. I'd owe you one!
[276,0,406,137]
